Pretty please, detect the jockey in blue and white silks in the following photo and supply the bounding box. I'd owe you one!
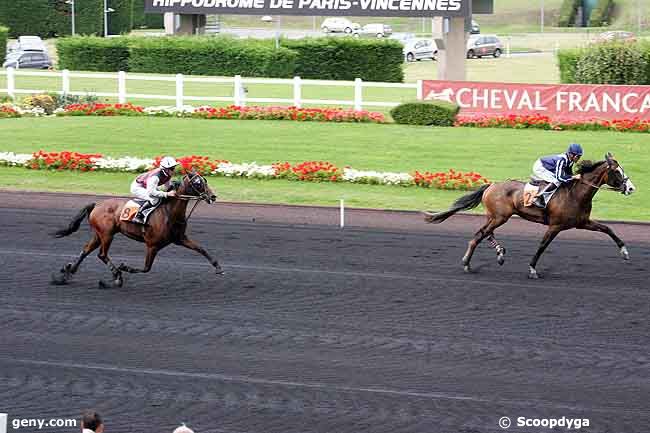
[531,143,583,208]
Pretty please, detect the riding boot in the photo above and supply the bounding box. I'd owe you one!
[533,183,558,208]
[133,201,154,224]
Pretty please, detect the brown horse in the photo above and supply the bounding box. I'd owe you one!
[52,172,223,288]
[424,153,636,278]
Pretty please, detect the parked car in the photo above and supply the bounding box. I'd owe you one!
[352,23,392,38]
[466,35,503,59]
[595,30,636,43]
[389,32,416,45]
[403,38,437,62]
[321,18,360,34]
[3,50,53,69]
[470,20,480,34]
[8,35,47,53]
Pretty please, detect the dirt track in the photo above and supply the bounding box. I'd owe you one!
[0,191,648,433]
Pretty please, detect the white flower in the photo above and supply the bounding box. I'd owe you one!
[343,168,413,185]
[0,152,32,166]
[214,162,276,178]
[95,157,154,172]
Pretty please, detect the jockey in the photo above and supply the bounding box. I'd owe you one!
[130,156,178,223]
[531,143,583,208]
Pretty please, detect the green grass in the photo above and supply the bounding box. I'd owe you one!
[0,117,647,221]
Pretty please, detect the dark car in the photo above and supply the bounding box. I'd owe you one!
[3,50,53,69]
[470,20,480,34]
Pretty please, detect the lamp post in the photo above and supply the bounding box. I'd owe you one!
[540,0,545,33]
[104,0,115,37]
[65,0,76,36]
[638,0,642,34]
[261,15,280,49]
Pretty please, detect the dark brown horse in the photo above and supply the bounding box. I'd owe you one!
[52,172,223,288]
[425,153,636,278]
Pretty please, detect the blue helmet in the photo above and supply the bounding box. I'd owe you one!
[568,143,583,156]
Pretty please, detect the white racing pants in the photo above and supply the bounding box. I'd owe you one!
[532,159,560,186]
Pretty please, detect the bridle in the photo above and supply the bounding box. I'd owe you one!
[578,161,628,192]
[176,172,214,220]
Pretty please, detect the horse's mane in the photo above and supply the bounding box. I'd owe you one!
[576,160,606,174]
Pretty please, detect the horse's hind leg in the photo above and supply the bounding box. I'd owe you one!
[51,234,101,285]
[97,234,123,288]
[462,217,508,273]
[487,234,507,266]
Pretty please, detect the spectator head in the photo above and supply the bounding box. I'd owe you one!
[173,424,194,433]
[81,411,104,433]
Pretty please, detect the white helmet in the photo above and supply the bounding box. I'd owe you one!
[160,156,178,169]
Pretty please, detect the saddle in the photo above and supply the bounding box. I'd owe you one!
[120,199,161,224]
[523,178,549,207]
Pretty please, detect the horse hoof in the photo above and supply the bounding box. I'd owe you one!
[528,270,540,279]
[215,269,225,276]
[497,255,505,266]
[50,273,68,285]
[620,246,630,261]
[463,265,472,273]
[98,280,109,289]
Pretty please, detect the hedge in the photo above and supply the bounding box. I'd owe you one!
[128,37,296,78]
[0,26,8,64]
[390,101,459,126]
[284,37,404,82]
[558,0,580,27]
[0,0,103,37]
[588,0,613,27]
[57,37,131,71]
[558,43,650,84]
[57,36,403,82]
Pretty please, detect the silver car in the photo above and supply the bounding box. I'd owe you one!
[403,38,437,62]
[466,35,503,59]
[353,23,392,38]
[321,18,360,34]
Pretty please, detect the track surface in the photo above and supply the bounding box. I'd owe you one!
[1,192,649,433]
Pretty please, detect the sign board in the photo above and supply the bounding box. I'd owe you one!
[145,0,471,17]
[423,80,650,121]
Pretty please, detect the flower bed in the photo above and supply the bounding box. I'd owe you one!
[455,114,650,133]
[53,104,386,123]
[0,151,490,191]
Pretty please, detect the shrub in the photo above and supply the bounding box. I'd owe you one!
[283,37,404,82]
[57,36,131,71]
[390,101,459,126]
[588,0,613,27]
[557,48,584,83]
[0,0,103,37]
[558,0,580,27]
[0,26,8,64]
[574,42,648,85]
[127,36,296,78]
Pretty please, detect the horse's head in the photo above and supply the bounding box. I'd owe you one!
[178,171,216,203]
[604,153,635,195]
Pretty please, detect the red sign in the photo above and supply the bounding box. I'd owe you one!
[422,80,650,121]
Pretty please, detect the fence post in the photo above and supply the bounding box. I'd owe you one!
[175,73,184,110]
[234,75,242,107]
[416,79,423,100]
[62,69,70,97]
[118,71,127,104]
[354,78,362,111]
[7,67,15,100]
[293,76,302,108]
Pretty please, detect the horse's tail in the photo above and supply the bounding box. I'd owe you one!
[52,203,96,238]
[424,184,491,224]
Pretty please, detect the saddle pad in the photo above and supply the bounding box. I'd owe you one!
[523,183,539,207]
[120,200,142,222]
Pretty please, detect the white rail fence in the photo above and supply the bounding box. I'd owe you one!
[0,68,424,111]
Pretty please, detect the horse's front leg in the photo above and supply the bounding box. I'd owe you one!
[487,234,507,266]
[119,246,159,274]
[177,238,224,275]
[529,226,561,279]
[579,220,629,260]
